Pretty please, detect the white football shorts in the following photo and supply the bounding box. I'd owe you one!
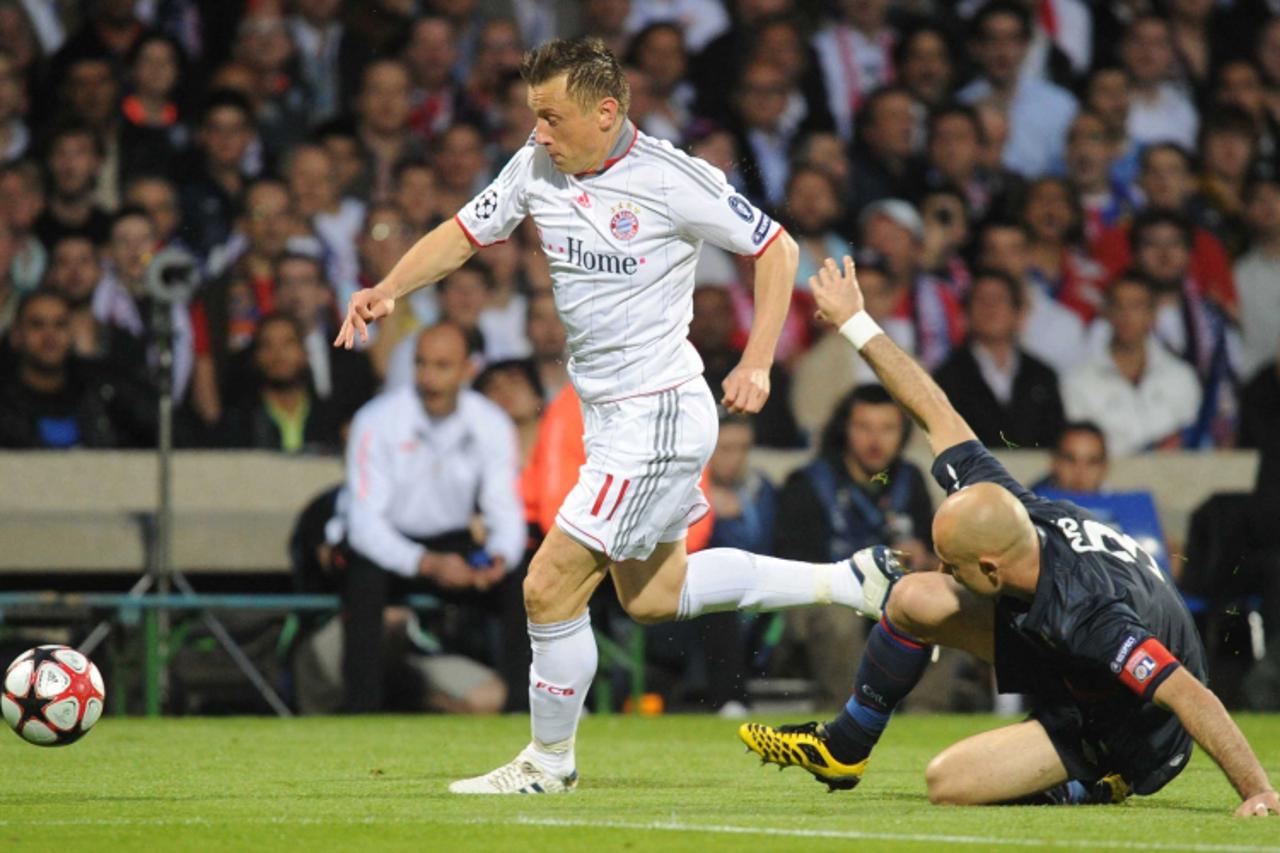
[556,376,717,562]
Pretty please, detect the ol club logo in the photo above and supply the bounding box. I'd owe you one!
[610,202,640,242]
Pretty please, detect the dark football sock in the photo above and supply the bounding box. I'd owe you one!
[1006,780,1091,806]
[824,615,931,764]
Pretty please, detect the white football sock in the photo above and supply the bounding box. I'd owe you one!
[677,548,863,619]
[527,611,596,776]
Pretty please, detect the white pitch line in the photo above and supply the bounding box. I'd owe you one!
[0,812,1276,852]
[497,816,1280,852]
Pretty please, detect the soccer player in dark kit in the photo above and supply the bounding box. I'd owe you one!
[740,256,1279,817]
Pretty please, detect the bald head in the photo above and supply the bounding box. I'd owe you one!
[414,322,472,417]
[933,482,1038,597]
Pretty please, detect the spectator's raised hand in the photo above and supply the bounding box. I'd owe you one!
[811,255,864,328]
[334,286,395,349]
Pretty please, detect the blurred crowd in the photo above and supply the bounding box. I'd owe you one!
[2,0,1280,712]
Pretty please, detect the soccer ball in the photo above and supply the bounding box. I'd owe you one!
[2,645,105,746]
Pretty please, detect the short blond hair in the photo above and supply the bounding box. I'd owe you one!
[520,37,630,115]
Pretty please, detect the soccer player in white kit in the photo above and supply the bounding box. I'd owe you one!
[335,38,899,794]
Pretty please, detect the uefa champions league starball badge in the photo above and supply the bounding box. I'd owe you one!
[610,202,639,241]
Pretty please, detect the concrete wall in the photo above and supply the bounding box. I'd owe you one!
[0,448,1259,574]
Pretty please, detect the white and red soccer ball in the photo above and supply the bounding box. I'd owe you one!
[2,645,104,746]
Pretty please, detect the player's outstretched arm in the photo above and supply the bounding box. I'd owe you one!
[1153,667,1279,816]
[334,217,477,349]
[722,230,799,414]
[811,256,976,456]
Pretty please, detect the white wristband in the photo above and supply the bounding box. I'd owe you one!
[838,311,884,351]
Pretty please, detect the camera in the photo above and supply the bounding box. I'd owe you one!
[143,246,200,305]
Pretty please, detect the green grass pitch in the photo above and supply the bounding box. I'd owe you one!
[1,714,1278,852]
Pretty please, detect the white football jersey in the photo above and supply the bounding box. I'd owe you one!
[454,121,782,403]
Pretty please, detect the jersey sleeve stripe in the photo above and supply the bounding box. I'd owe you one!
[636,139,722,198]
[751,223,784,258]
[454,214,493,248]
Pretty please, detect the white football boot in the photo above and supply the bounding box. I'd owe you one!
[448,744,578,794]
[849,545,904,621]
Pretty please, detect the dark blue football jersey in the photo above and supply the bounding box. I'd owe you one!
[932,441,1207,711]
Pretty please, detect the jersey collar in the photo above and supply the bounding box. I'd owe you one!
[575,119,638,178]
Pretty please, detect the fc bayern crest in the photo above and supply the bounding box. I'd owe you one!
[610,206,639,241]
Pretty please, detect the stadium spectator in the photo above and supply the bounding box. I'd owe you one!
[626,22,694,145]
[1236,178,1280,381]
[0,289,118,447]
[892,23,954,111]
[390,159,441,238]
[749,18,834,142]
[525,289,568,401]
[474,358,544,469]
[0,48,30,163]
[123,173,182,250]
[689,0,792,127]
[490,70,535,167]
[1093,144,1237,310]
[219,312,340,454]
[785,164,848,295]
[790,253,915,436]
[188,177,293,426]
[431,122,492,219]
[177,90,257,259]
[287,0,372,127]
[1212,58,1278,182]
[728,59,805,209]
[933,269,1065,451]
[402,16,477,149]
[1034,421,1109,494]
[54,0,146,68]
[314,118,366,200]
[859,199,962,371]
[917,186,971,293]
[772,384,933,707]
[271,251,374,431]
[1081,64,1142,189]
[1120,15,1198,150]
[848,85,920,215]
[689,283,801,448]
[1022,176,1106,324]
[340,322,525,713]
[1066,110,1138,250]
[707,411,776,555]
[284,143,364,295]
[464,18,526,132]
[1062,274,1201,457]
[93,207,194,402]
[60,52,126,211]
[355,58,422,204]
[33,123,110,247]
[228,7,309,160]
[0,160,46,292]
[472,238,531,359]
[1238,341,1279,452]
[1125,210,1241,446]
[811,0,896,142]
[957,1,1078,177]
[626,0,728,54]
[921,104,1016,225]
[1196,107,1259,257]
[976,219,1086,375]
[118,34,188,185]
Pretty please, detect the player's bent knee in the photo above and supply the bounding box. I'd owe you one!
[925,752,972,806]
[522,558,559,622]
[620,594,676,625]
[885,573,942,641]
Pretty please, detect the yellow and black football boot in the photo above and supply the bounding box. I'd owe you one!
[739,721,868,792]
